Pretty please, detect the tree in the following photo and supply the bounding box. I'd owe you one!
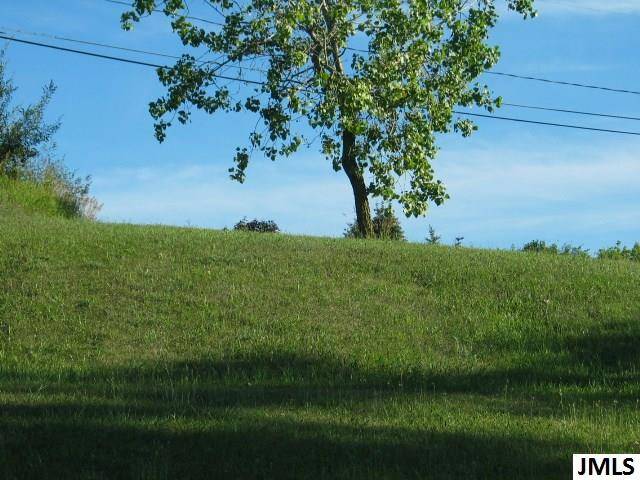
[344,202,405,240]
[121,0,536,237]
[0,52,60,178]
[0,52,101,219]
[425,224,441,245]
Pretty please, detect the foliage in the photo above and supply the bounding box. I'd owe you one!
[234,217,280,233]
[522,240,557,254]
[598,241,640,262]
[0,52,60,178]
[344,203,405,240]
[2,206,639,478]
[521,240,590,258]
[0,54,101,219]
[425,224,441,245]
[120,0,536,235]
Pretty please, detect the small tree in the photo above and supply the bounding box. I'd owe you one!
[425,225,441,245]
[344,203,405,240]
[0,53,101,219]
[120,0,536,237]
[0,52,60,178]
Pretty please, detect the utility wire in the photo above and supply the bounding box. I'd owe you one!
[0,34,265,85]
[538,0,626,14]
[7,27,639,124]
[104,1,640,96]
[486,71,640,96]
[4,33,640,137]
[0,27,271,74]
[105,0,224,26]
[455,111,640,136]
[502,102,640,122]
[1,33,165,68]
[0,26,181,60]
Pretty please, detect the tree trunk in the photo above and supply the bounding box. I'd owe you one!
[310,7,373,237]
[341,130,374,237]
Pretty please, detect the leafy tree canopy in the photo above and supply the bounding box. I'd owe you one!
[122,0,535,235]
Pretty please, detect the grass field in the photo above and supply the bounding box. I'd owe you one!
[1,188,639,479]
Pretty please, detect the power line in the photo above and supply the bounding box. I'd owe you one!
[103,1,640,96]
[455,111,640,136]
[1,33,165,68]
[486,71,640,96]
[538,0,632,14]
[104,0,224,26]
[4,33,639,137]
[0,27,271,74]
[0,34,265,85]
[0,26,181,60]
[8,27,640,124]
[502,102,640,122]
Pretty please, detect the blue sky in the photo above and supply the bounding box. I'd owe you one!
[2,0,639,250]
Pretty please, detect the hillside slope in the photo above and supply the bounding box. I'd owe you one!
[1,204,639,479]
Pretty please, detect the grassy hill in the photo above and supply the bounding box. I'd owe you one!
[1,188,639,479]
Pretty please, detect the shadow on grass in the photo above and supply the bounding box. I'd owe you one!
[2,320,638,479]
[1,400,572,480]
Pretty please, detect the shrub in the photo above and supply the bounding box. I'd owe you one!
[344,203,406,240]
[522,240,590,258]
[31,159,101,219]
[0,53,100,219]
[425,224,441,245]
[598,242,640,262]
[0,52,59,179]
[234,217,280,233]
[522,240,558,254]
[558,244,591,258]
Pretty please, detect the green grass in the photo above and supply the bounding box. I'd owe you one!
[1,199,639,479]
[0,176,79,219]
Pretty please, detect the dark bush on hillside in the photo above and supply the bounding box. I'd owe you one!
[522,240,590,258]
[522,240,559,254]
[344,204,406,240]
[234,218,280,233]
[598,242,640,262]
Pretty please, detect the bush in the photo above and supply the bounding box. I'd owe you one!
[0,52,59,178]
[522,240,558,254]
[0,52,100,219]
[344,203,406,241]
[521,240,590,258]
[425,224,441,245]
[234,217,280,233]
[598,242,640,262]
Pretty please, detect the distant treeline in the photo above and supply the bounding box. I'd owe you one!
[521,240,639,262]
